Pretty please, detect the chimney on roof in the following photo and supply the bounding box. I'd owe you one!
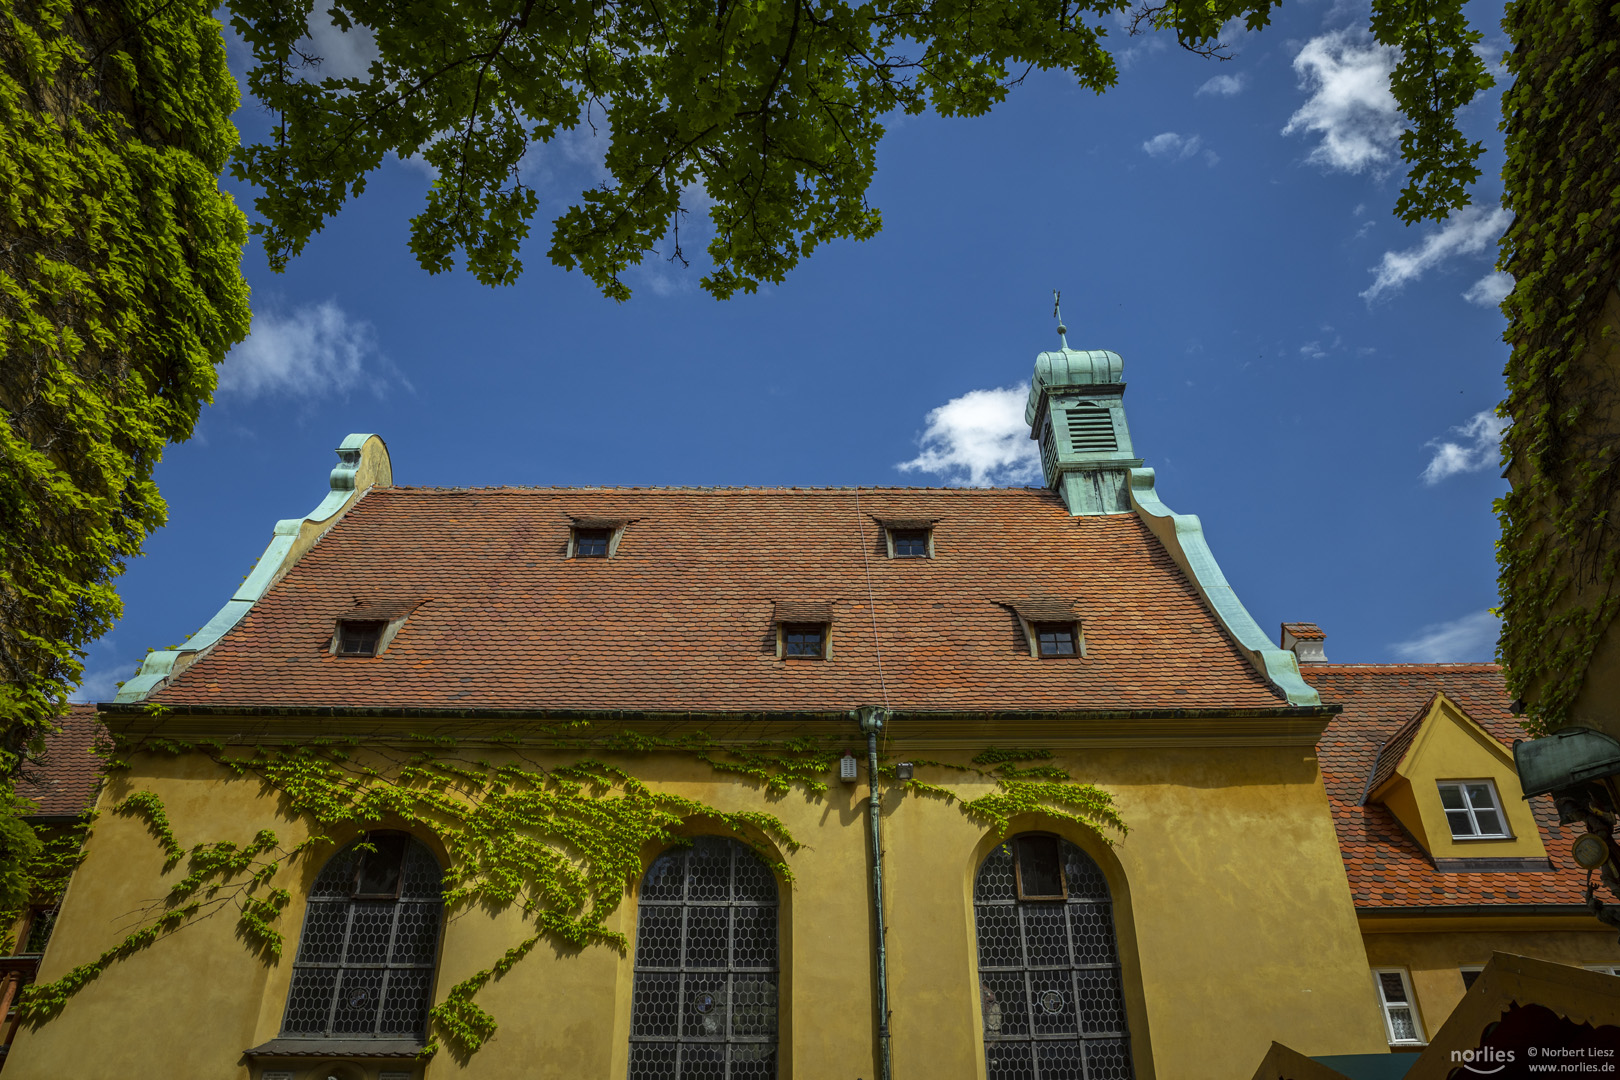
[1280,622,1329,663]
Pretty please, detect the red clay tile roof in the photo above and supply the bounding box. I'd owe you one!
[1302,664,1588,910]
[1361,693,1436,803]
[1280,621,1326,641]
[151,487,1289,713]
[16,705,105,817]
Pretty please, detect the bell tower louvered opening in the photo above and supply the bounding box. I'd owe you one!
[1026,342,1138,515]
[1065,406,1117,453]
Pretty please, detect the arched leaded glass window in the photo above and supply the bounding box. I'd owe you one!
[281,832,443,1042]
[629,836,779,1079]
[975,834,1134,1080]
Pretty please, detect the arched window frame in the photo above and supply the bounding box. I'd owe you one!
[974,831,1135,1080]
[279,831,444,1043]
[628,835,781,1079]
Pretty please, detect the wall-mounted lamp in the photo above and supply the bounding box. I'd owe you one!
[895,762,914,781]
[839,752,859,783]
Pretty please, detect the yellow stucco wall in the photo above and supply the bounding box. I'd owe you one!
[5,721,1392,1080]
[1361,927,1620,1044]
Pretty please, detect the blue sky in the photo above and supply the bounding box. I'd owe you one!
[75,0,1515,701]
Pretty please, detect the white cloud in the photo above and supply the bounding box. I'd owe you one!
[1197,73,1246,96]
[1463,271,1513,306]
[299,9,378,80]
[1142,132,1204,161]
[68,663,128,704]
[1299,342,1327,359]
[1362,206,1512,301]
[217,301,400,400]
[1116,33,1168,69]
[1390,610,1500,663]
[1282,30,1403,173]
[896,386,1040,487]
[1421,409,1508,484]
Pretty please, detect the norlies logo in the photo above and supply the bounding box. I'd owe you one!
[1453,1046,1516,1074]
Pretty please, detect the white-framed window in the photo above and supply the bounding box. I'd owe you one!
[1372,969,1425,1045]
[1459,965,1484,990]
[1437,780,1510,839]
[1586,965,1620,976]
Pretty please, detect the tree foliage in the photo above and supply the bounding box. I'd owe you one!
[233,0,1495,301]
[1494,0,1620,733]
[0,0,251,777]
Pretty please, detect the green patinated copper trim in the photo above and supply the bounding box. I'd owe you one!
[114,435,392,703]
[1128,468,1322,707]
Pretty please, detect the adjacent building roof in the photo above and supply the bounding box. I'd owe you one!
[147,486,1291,714]
[16,705,105,818]
[1303,664,1587,910]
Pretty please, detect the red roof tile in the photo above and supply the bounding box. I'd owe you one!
[1361,693,1436,802]
[16,705,105,817]
[152,487,1287,713]
[1302,664,1588,910]
[1280,621,1326,641]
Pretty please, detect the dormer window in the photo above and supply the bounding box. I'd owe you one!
[336,620,385,656]
[879,519,937,558]
[568,517,626,558]
[772,601,834,660]
[573,527,610,558]
[891,528,930,558]
[1035,623,1078,658]
[1003,599,1085,659]
[1438,781,1509,839]
[783,624,826,659]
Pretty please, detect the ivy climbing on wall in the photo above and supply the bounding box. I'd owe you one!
[17,721,1124,1061]
[1496,0,1620,734]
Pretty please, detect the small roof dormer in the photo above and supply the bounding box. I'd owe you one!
[1025,311,1141,515]
[1360,692,1549,869]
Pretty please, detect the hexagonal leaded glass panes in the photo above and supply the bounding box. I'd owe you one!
[629,837,779,1079]
[280,832,443,1042]
[975,835,1134,1080]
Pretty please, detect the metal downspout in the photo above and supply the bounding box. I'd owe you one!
[857,705,893,1080]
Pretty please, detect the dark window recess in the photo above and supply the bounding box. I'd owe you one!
[1014,835,1068,900]
[783,625,825,659]
[1461,969,1482,990]
[629,837,779,1077]
[337,620,386,656]
[891,528,931,558]
[280,832,443,1042]
[1035,623,1078,658]
[354,832,409,899]
[23,908,57,953]
[975,834,1133,1076]
[574,528,611,557]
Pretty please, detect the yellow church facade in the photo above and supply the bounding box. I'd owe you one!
[6,338,1616,1080]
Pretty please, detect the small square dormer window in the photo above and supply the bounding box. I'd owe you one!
[783,624,826,659]
[891,528,931,558]
[1035,623,1078,658]
[336,620,386,656]
[1438,781,1509,838]
[573,527,611,558]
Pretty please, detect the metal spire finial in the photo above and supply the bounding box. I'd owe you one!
[1053,289,1068,350]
